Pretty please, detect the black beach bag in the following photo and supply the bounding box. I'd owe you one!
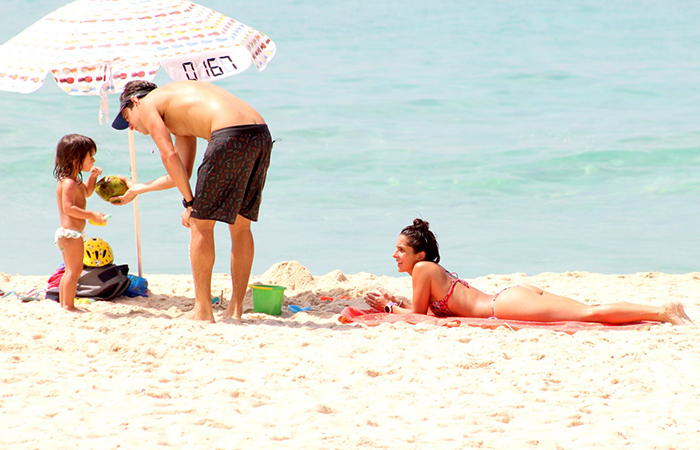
[46,264,131,301]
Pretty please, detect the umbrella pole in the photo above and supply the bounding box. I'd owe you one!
[128,129,143,277]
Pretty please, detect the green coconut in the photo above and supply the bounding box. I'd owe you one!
[95,176,128,203]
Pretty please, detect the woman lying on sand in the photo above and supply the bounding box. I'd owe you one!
[365,219,694,325]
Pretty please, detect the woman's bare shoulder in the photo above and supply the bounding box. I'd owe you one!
[413,261,444,277]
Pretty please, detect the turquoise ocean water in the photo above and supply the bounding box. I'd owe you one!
[1,0,699,278]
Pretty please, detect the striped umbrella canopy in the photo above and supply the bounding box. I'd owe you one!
[0,0,276,276]
[0,0,276,121]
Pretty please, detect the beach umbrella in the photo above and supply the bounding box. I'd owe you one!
[0,0,276,276]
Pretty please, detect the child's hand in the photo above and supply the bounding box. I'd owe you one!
[91,166,103,177]
[92,212,107,225]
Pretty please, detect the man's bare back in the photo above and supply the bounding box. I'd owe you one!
[142,81,265,141]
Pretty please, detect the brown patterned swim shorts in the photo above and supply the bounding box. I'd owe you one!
[191,124,272,224]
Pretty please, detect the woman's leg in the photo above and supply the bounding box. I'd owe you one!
[494,285,693,325]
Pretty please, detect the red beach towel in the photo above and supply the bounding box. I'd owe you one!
[338,307,658,333]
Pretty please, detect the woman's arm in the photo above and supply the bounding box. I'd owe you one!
[364,262,437,314]
[364,290,415,314]
[407,262,433,313]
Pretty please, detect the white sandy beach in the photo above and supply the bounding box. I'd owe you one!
[1,261,699,449]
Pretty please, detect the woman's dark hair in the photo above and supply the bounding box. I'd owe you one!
[401,218,440,263]
[53,134,96,182]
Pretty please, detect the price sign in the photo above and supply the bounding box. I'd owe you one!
[162,47,252,82]
[181,55,235,80]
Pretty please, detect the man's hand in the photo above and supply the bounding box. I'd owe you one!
[182,207,192,228]
[110,177,137,205]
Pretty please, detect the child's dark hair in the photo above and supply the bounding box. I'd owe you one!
[401,218,440,263]
[53,134,96,182]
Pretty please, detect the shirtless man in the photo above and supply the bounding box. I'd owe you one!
[111,80,273,322]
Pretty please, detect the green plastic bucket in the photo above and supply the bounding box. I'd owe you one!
[250,284,286,315]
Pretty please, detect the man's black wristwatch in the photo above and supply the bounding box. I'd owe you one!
[182,197,195,208]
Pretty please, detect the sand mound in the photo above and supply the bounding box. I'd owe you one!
[259,260,315,289]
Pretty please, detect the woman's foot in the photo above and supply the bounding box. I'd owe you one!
[661,302,695,326]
